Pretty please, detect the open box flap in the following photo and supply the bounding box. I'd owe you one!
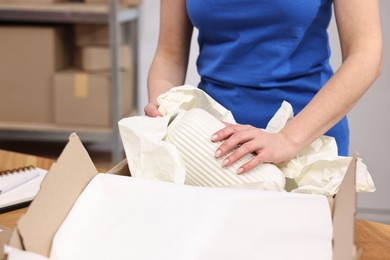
[0,225,12,260]
[332,153,358,260]
[9,133,98,257]
[107,158,130,176]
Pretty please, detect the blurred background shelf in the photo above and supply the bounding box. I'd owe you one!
[0,2,139,24]
[0,1,141,165]
[0,122,112,142]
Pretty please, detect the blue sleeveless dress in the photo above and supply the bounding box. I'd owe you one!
[186,0,349,155]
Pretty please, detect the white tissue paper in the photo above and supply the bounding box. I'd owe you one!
[118,115,185,184]
[118,85,375,195]
[157,84,236,123]
[119,85,286,191]
[266,103,375,195]
[51,174,333,260]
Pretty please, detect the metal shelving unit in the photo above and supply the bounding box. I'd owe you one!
[0,2,140,164]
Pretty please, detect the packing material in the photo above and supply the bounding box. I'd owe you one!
[0,133,358,259]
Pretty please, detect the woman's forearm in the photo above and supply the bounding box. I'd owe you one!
[282,50,382,152]
[280,0,382,153]
[147,51,190,103]
[147,0,193,104]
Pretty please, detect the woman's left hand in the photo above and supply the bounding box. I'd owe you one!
[211,123,298,174]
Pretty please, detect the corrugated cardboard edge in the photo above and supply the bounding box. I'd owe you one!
[8,133,98,257]
[107,158,131,176]
[332,153,358,260]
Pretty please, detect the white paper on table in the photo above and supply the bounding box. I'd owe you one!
[51,174,333,260]
[0,168,48,210]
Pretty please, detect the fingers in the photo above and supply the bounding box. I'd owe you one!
[221,145,267,174]
[144,103,163,117]
[236,155,265,174]
[211,124,252,142]
[220,141,258,168]
[213,125,255,159]
[212,124,271,174]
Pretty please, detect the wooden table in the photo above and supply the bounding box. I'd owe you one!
[1,149,389,259]
[356,219,390,259]
[0,149,55,228]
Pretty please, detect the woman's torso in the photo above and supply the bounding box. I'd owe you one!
[186,0,349,155]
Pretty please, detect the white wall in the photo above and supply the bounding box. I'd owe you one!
[138,1,390,224]
[328,0,390,224]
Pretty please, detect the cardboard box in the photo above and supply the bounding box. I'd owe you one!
[83,0,142,6]
[53,70,134,126]
[75,45,131,72]
[75,24,125,47]
[0,226,12,260]
[0,134,358,259]
[0,26,71,123]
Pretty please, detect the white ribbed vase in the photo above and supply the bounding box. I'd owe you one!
[165,108,286,191]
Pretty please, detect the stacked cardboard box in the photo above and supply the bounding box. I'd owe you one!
[53,70,133,126]
[75,24,125,47]
[0,24,135,127]
[75,45,131,71]
[53,24,134,127]
[0,26,71,123]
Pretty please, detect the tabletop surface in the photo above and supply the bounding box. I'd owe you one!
[0,149,389,259]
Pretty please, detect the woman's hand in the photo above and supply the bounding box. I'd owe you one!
[211,123,298,174]
[144,102,163,117]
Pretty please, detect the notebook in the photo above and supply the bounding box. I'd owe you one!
[0,166,48,213]
[0,166,40,194]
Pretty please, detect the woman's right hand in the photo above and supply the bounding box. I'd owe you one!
[144,102,163,117]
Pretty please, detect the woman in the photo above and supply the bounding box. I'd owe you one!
[145,0,382,174]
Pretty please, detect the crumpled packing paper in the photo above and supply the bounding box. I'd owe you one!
[119,85,375,195]
[157,85,236,123]
[119,85,286,191]
[50,174,333,260]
